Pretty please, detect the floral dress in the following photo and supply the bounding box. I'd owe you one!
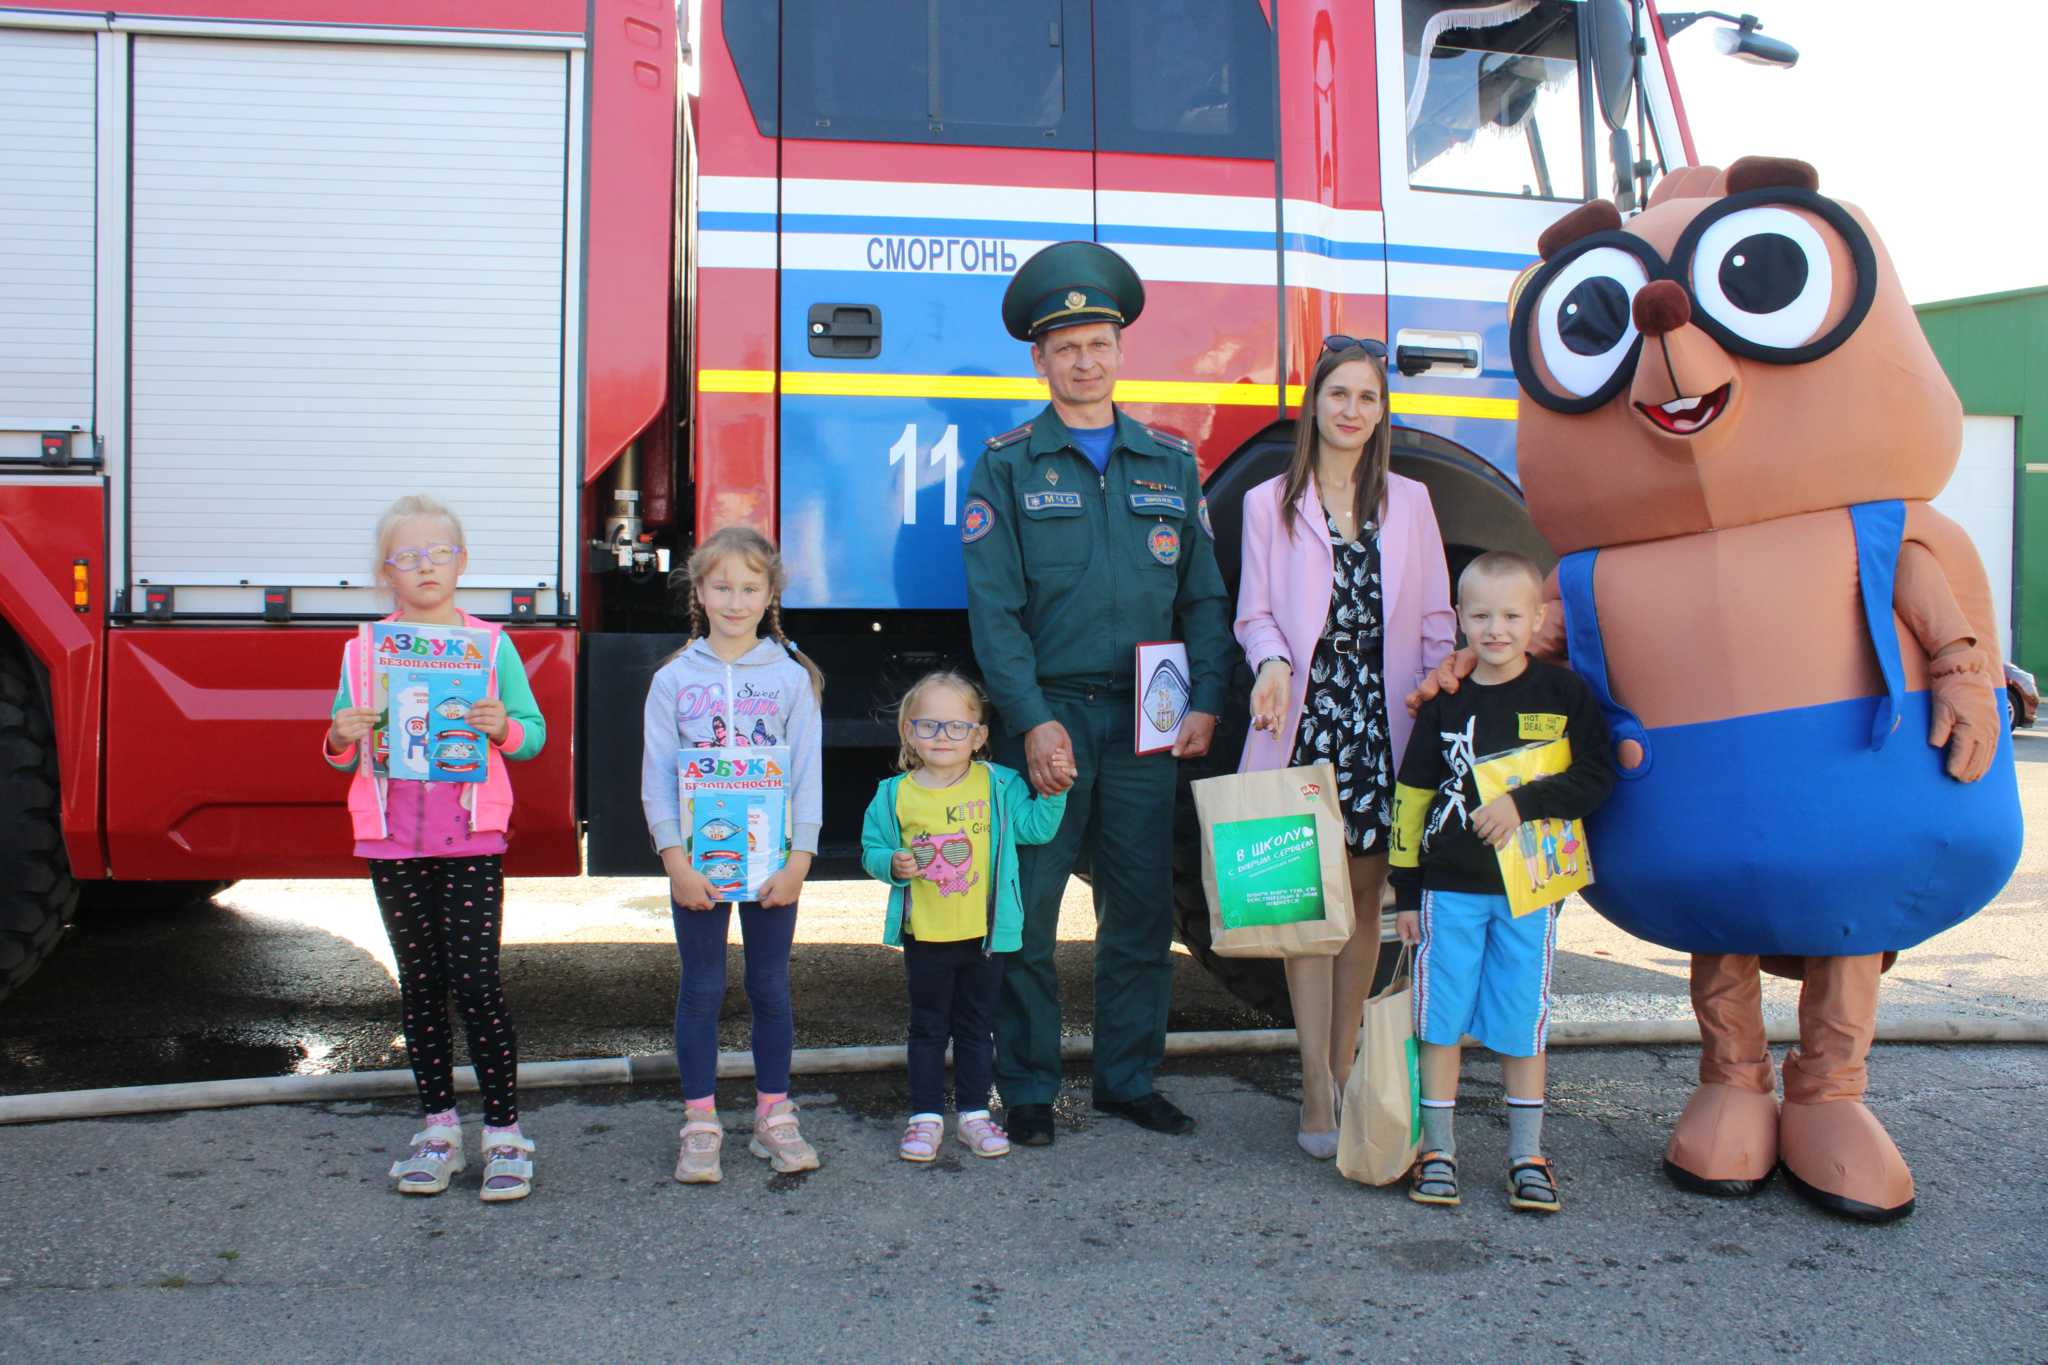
[1289,508,1391,853]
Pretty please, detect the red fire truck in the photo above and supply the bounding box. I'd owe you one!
[0,0,1740,1006]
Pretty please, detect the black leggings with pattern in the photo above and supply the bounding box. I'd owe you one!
[368,855,518,1126]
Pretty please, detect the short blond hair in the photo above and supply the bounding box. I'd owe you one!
[373,494,466,581]
[1458,550,1544,601]
[894,671,988,772]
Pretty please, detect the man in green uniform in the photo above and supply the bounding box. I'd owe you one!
[961,241,1233,1144]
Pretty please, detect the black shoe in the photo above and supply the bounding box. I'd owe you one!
[1005,1103,1055,1146]
[1093,1092,1195,1135]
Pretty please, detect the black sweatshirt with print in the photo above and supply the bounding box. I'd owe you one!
[1388,658,1615,910]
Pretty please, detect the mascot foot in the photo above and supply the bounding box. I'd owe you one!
[1778,1099,1915,1223]
[1663,1082,1778,1196]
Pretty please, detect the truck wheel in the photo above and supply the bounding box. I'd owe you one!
[74,880,235,915]
[0,638,79,1003]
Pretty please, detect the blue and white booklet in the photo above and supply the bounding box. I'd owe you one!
[677,746,791,901]
[369,623,492,784]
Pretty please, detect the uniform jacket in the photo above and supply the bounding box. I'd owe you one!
[962,403,1234,733]
[640,636,824,855]
[1234,470,1456,776]
[858,761,1068,954]
[323,611,547,847]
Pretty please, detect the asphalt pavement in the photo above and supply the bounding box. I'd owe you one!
[2,1046,2043,1361]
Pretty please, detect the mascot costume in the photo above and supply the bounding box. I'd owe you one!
[1498,156,2024,1222]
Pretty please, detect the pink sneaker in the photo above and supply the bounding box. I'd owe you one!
[749,1100,820,1173]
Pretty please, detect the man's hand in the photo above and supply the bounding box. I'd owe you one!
[1404,648,1477,718]
[1173,711,1218,759]
[889,849,918,882]
[1396,911,1419,945]
[758,851,812,908]
[1470,793,1522,849]
[466,698,509,743]
[1025,720,1077,795]
[1249,660,1291,734]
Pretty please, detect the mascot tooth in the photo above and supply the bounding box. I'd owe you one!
[1506,156,2024,1223]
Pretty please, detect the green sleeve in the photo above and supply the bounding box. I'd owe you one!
[859,781,909,885]
[494,634,547,762]
[1174,452,1234,716]
[998,766,1069,846]
[963,449,1054,734]
[324,670,357,771]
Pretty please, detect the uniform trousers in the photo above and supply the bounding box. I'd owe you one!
[994,694,1177,1105]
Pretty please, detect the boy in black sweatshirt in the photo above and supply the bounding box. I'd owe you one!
[1389,552,1614,1214]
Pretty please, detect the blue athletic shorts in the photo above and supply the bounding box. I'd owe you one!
[1412,889,1557,1057]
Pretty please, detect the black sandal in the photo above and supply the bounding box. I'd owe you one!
[1409,1150,1460,1206]
[1507,1156,1561,1213]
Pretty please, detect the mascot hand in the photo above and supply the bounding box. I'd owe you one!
[1928,647,1998,783]
[1404,648,1476,717]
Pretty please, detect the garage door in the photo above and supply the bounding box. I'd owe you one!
[126,37,571,614]
[0,28,96,461]
[1931,414,2015,658]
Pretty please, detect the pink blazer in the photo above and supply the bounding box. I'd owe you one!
[1234,470,1455,777]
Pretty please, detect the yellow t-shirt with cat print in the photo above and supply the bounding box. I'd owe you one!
[895,765,992,942]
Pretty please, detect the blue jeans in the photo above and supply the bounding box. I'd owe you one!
[671,899,797,1102]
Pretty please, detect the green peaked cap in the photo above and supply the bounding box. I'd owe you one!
[1001,240,1146,342]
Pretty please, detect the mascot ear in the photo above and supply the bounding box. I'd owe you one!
[1647,163,1723,208]
[1536,200,1622,261]
[1723,155,1820,195]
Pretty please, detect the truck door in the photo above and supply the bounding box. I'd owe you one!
[767,0,1095,612]
[1373,0,1603,485]
[1090,0,1284,482]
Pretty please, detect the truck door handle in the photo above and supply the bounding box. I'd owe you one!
[1394,344,1479,377]
[807,303,882,359]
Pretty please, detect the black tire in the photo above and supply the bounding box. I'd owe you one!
[0,636,79,1003]
[74,880,234,915]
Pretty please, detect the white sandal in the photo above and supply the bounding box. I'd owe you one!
[388,1123,465,1195]
[899,1117,943,1163]
[478,1130,536,1203]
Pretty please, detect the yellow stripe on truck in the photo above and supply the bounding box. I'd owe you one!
[697,369,1517,421]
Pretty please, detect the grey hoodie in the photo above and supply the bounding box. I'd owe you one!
[641,637,823,855]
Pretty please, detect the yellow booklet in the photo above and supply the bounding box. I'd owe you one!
[1471,738,1592,916]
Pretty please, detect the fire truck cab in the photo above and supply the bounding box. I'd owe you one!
[0,0,1713,1006]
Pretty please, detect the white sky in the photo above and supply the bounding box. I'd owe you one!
[1664,0,2048,305]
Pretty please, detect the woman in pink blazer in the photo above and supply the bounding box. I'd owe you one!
[1235,338,1455,1158]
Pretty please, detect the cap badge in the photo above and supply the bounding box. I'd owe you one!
[1065,290,1087,310]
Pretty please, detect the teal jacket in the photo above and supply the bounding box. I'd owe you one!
[860,761,1068,953]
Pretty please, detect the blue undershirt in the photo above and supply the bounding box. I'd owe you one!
[1070,424,1115,475]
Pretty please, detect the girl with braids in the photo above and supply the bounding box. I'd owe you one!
[641,526,826,1183]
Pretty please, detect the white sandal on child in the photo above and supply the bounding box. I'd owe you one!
[478,1131,536,1202]
[956,1113,1010,1159]
[388,1123,465,1195]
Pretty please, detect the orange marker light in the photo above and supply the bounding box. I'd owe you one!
[73,559,89,612]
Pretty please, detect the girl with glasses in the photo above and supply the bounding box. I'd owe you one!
[860,671,1071,1162]
[323,494,548,1201]
[1233,338,1456,1158]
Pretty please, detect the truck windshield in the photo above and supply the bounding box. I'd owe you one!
[1402,0,1588,201]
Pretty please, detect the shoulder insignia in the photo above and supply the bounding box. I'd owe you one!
[985,422,1033,451]
[1143,423,1193,455]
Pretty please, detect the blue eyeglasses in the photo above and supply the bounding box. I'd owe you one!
[1323,334,1389,361]
[907,718,979,740]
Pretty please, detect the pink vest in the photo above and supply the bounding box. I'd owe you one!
[331,611,517,844]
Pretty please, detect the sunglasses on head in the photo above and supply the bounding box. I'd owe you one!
[1322,334,1388,361]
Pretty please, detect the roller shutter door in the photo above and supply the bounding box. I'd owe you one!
[0,28,96,447]
[126,37,569,609]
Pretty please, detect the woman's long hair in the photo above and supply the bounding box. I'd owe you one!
[1278,344,1393,540]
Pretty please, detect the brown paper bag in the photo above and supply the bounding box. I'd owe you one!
[1191,762,1356,958]
[1337,948,1421,1186]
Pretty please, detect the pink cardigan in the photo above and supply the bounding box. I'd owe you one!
[1234,470,1455,776]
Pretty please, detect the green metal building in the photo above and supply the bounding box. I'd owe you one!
[1917,285,2046,678]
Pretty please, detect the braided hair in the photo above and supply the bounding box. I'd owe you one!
[663,525,826,699]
